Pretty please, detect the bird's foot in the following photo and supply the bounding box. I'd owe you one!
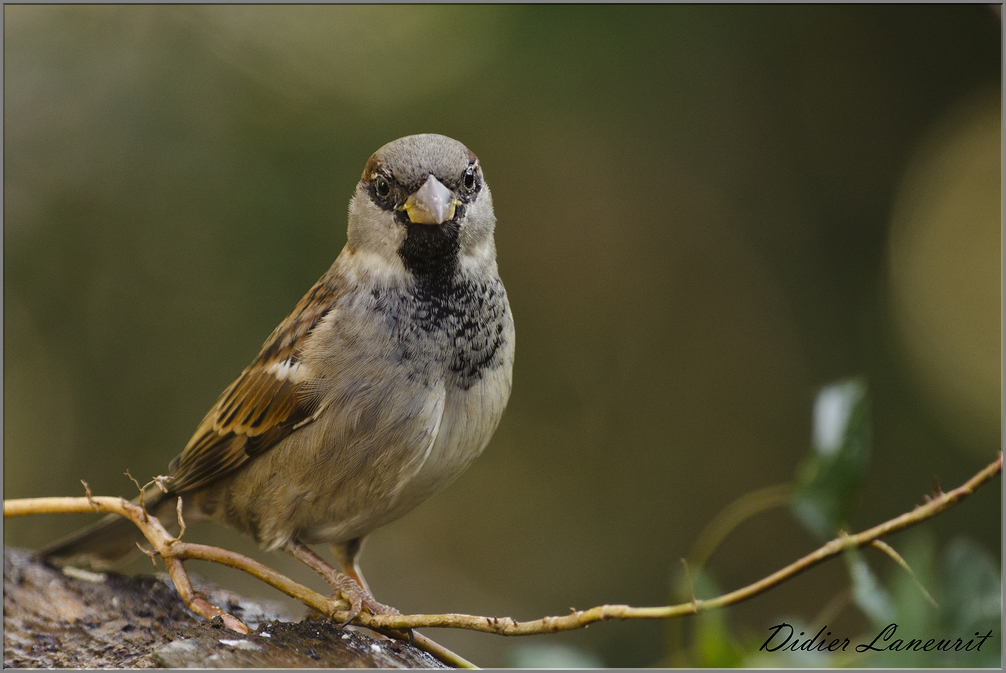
[325,572,400,625]
[284,541,399,625]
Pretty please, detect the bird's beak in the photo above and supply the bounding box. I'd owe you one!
[401,174,458,225]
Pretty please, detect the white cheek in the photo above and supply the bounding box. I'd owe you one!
[344,248,410,285]
[460,237,496,272]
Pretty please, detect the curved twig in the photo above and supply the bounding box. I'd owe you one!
[6,453,1000,649]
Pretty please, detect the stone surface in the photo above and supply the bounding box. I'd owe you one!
[3,547,446,668]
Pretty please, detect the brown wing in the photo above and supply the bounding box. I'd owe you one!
[168,277,341,493]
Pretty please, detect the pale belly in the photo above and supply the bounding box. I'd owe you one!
[194,346,512,551]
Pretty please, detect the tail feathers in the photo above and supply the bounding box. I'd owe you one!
[36,489,180,571]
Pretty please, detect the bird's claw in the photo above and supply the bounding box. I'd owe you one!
[327,573,399,626]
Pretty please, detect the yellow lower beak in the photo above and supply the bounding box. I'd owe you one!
[402,174,458,225]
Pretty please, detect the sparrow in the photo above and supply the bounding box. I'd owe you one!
[39,133,515,619]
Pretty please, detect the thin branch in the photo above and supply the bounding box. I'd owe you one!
[6,453,1000,643]
[869,539,939,610]
[687,483,791,570]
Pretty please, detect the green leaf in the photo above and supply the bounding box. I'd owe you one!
[857,535,1000,668]
[688,570,744,667]
[846,548,896,626]
[791,377,871,539]
[939,538,1002,668]
[507,643,604,669]
[867,533,938,667]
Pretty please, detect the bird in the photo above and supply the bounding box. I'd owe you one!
[38,133,515,619]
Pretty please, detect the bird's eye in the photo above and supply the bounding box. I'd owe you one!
[375,175,391,198]
[463,165,477,190]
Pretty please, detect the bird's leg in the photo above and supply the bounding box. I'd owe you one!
[333,538,409,643]
[330,538,401,618]
[284,540,398,624]
[330,537,371,594]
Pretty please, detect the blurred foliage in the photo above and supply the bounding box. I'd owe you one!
[669,379,1001,668]
[734,536,1002,668]
[792,378,870,539]
[507,642,605,669]
[4,6,1000,667]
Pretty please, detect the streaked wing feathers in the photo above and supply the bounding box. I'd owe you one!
[168,277,340,493]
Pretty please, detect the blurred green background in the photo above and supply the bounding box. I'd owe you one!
[4,5,1001,668]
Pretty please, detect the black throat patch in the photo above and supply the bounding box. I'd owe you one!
[397,219,462,289]
[389,214,509,389]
